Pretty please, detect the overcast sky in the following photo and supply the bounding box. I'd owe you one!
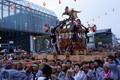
[27,0,120,38]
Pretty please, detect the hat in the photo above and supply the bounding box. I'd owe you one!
[27,63,33,66]
[32,63,39,68]
[103,62,110,68]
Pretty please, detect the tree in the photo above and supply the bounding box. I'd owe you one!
[94,37,108,44]
[94,37,108,48]
[94,37,100,44]
[37,36,51,51]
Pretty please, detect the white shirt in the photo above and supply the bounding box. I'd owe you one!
[74,71,87,80]
[38,76,51,80]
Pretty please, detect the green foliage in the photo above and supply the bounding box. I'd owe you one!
[38,36,51,51]
[94,37,108,44]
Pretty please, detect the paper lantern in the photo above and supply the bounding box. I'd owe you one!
[98,16,100,18]
[27,4,30,8]
[105,13,107,15]
[92,19,94,21]
[113,9,115,12]
[59,0,61,4]
[43,2,46,6]
[11,6,14,10]
[44,25,49,32]
[87,21,89,23]
[92,25,97,32]
[74,0,76,2]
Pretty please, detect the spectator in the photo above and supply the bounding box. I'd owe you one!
[58,60,63,66]
[24,63,33,80]
[0,55,3,61]
[0,62,2,69]
[65,64,87,80]
[17,62,23,71]
[77,61,83,69]
[17,56,22,60]
[12,55,17,60]
[50,60,57,68]
[117,65,120,80]
[38,65,52,80]
[31,63,42,80]
[42,58,48,64]
[115,54,120,65]
[97,60,103,70]
[31,57,35,60]
[64,60,74,73]
[83,64,95,80]
[74,64,87,80]
[94,60,103,77]
[89,61,97,80]
[51,65,65,80]
[98,62,116,80]
[4,55,8,61]
[107,57,118,80]
[0,61,26,80]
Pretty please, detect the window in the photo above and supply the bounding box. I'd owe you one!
[3,4,9,28]
[10,3,15,29]
[27,8,31,31]
[16,8,21,30]
[21,7,26,30]
[0,3,2,27]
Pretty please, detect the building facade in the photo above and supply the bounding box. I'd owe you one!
[94,28,112,48]
[0,0,58,52]
[112,34,117,47]
[87,32,95,48]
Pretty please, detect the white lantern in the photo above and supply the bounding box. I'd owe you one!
[62,33,64,39]
[69,32,72,39]
[66,33,68,39]
[79,33,81,38]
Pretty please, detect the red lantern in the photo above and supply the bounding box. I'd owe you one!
[74,0,76,2]
[44,25,49,32]
[113,9,115,12]
[92,25,97,32]
[43,2,46,6]
[87,21,89,23]
[59,0,61,4]
[11,6,14,10]
[92,19,94,21]
[105,13,107,15]
[27,4,30,8]
[98,16,100,18]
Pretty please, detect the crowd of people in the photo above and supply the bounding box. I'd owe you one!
[0,53,120,80]
[87,48,118,53]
